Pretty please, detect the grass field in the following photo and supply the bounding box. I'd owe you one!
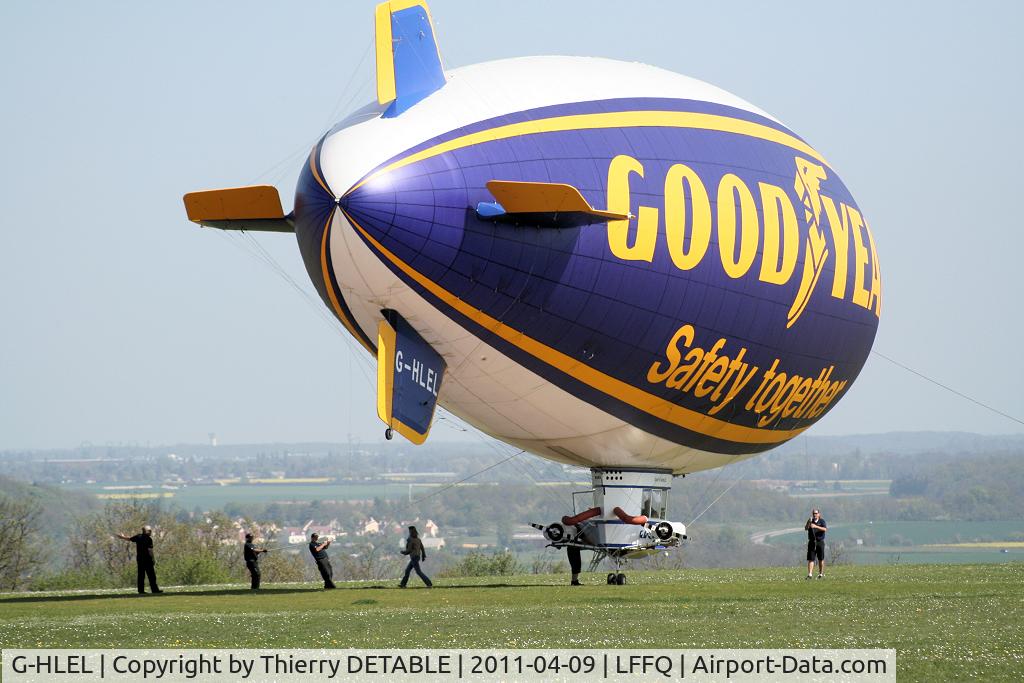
[2,564,1022,681]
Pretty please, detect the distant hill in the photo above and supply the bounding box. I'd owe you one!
[773,431,1024,457]
[0,476,97,536]
[5,431,1023,462]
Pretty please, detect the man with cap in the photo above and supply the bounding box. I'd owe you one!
[308,533,336,589]
[115,525,163,594]
[243,532,268,590]
[804,508,828,579]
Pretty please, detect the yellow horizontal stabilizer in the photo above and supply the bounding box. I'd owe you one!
[485,180,628,221]
[184,185,285,222]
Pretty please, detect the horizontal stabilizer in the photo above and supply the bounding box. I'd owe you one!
[183,186,294,233]
[377,309,446,445]
[478,180,630,227]
[376,1,446,117]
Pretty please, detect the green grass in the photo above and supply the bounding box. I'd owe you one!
[2,564,1022,680]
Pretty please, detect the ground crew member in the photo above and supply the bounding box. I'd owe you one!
[399,526,433,588]
[115,524,163,594]
[243,532,267,590]
[309,533,336,589]
[567,545,582,586]
[805,508,828,579]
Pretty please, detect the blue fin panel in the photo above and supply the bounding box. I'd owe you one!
[382,2,446,117]
[377,309,446,444]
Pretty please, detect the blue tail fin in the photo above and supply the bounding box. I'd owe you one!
[375,1,446,117]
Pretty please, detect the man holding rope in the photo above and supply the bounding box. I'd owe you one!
[805,508,827,579]
[243,532,268,590]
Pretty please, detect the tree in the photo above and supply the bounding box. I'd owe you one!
[828,541,850,566]
[0,497,44,590]
[496,518,512,551]
[337,542,402,581]
[259,549,309,583]
[77,500,154,582]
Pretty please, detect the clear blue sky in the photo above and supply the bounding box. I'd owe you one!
[1,1,1021,449]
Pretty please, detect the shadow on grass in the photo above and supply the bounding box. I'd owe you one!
[0,582,562,604]
[0,587,319,604]
[354,583,559,590]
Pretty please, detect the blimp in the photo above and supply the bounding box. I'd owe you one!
[184,1,880,580]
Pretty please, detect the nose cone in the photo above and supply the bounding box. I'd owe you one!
[339,165,469,277]
[292,147,339,317]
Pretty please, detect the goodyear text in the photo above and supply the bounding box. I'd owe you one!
[606,155,881,327]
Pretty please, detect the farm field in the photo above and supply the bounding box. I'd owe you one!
[1,565,1022,681]
[60,482,411,508]
[57,480,579,509]
[786,479,892,497]
[763,520,1024,565]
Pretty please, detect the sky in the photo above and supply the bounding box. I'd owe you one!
[1,1,1022,450]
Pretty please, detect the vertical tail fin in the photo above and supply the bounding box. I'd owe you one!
[375,1,446,117]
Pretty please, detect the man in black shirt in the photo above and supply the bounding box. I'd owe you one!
[243,533,267,590]
[308,533,336,589]
[115,525,163,594]
[804,509,827,579]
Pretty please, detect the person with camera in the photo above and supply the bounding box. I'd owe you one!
[805,508,827,579]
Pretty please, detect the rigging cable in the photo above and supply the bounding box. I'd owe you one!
[245,38,374,188]
[388,449,526,517]
[871,349,1023,427]
[685,456,759,527]
[433,414,581,510]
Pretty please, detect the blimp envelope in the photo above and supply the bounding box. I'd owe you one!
[376,310,446,444]
[187,0,882,473]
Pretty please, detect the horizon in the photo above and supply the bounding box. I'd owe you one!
[3,428,1023,456]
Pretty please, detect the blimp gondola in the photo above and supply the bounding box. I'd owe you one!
[184,1,881,579]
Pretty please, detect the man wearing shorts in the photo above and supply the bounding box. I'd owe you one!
[805,509,827,579]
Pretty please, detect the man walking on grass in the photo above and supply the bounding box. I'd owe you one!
[805,508,827,579]
[399,526,432,588]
